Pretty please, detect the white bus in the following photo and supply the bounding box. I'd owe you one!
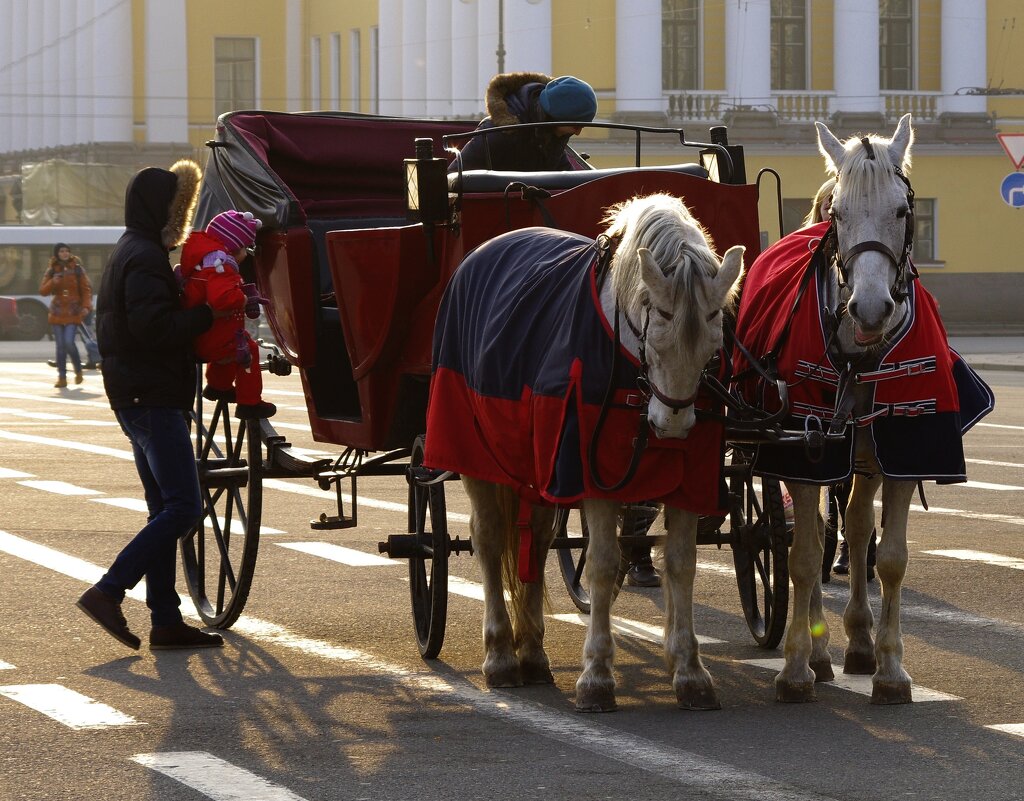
[0,225,123,339]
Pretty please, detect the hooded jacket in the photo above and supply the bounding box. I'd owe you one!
[97,160,213,410]
[456,72,577,172]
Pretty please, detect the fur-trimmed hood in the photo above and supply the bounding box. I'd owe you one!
[484,71,552,126]
[122,159,202,250]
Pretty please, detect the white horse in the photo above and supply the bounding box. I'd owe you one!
[779,114,933,704]
[429,193,743,710]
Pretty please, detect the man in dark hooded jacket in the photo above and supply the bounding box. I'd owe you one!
[76,160,225,651]
[454,73,597,172]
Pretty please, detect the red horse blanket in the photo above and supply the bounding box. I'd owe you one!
[733,221,994,484]
[425,227,726,514]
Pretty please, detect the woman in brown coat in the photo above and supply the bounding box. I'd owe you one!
[40,243,92,387]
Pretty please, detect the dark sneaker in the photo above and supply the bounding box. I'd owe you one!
[626,559,661,588]
[150,622,224,650]
[84,361,100,370]
[833,540,850,575]
[46,359,57,368]
[76,586,141,650]
[235,401,276,420]
[202,385,236,402]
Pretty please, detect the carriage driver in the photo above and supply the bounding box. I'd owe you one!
[454,73,598,172]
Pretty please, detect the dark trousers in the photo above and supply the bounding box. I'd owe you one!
[97,408,202,626]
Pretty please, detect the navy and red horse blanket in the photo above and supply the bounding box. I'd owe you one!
[425,227,726,515]
[732,221,994,484]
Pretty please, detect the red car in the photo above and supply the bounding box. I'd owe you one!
[0,296,20,339]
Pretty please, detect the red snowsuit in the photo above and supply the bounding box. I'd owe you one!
[179,231,263,405]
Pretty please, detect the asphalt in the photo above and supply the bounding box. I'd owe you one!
[2,333,1022,371]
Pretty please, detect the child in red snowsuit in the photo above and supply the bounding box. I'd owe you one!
[179,210,275,419]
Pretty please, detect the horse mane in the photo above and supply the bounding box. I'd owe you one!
[829,130,912,207]
[602,193,730,343]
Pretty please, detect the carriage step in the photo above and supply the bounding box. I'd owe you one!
[310,512,356,530]
[378,534,473,559]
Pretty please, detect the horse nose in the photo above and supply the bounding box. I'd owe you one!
[849,297,895,330]
[651,404,696,439]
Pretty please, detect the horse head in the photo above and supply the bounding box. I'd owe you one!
[815,113,915,350]
[606,194,744,439]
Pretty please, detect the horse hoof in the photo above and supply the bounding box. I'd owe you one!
[843,651,877,676]
[576,686,617,713]
[871,680,913,705]
[485,667,523,688]
[520,662,555,685]
[775,678,817,703]
[810,659,835,683]
[676,684,721,711]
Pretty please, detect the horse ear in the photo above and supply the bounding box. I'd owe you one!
[638,247,670,289]
[713,246,744,306]
[815,121,844,174]
[889,113,914,172]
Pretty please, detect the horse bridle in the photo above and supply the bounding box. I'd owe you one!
[831,137,917,305]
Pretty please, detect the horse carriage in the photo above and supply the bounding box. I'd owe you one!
[184,109,992,710]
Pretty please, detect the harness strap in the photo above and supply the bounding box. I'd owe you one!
[516,497,540,583]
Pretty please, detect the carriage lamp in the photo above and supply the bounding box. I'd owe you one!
[405,138,450,225]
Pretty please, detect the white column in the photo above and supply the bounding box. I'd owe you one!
[451,0,479,116]
[402,0,426,116]
[476,0,499,102]
[10,1,28,151]
[286,0,302,111]
[616,0,662,113]
[378,0,403,115]
[725,0,772,109]
[75,0,95,144]
[425,0,452,117]
[505,0,551,76]
[832,0,882,114]
[25,2,44,147]
[57,0,78,145]
[40,0,61,148]
[92,0,133,142]
[0,0,15,150]
[940,0,987,115]
[144,0,188,142]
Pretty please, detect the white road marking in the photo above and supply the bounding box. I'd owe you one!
[986,723,1024,739]
[967,458,1024,469]
[0,407,70,420]
[89,497,285,536]
[977,422,1024,431]
[962,480,1024,491]
[276,541,397,566]
[0,428,134,460]
[0,660,13,670]
[132,752,308,801]
[0,467,33,478]
[18,480,102,496]
[0,391,110,410]
[548,613,724,646]
[0,684,142,729]
[738,659,961,702]
[923,549,1024,570]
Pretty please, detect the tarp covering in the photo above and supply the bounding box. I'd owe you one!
[20,160,134,225]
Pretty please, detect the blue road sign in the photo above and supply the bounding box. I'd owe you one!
[1001,173,1024,208]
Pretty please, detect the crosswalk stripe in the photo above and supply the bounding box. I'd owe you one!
[276,541,397,566]
[132,752,308,801]
[0,660,14,670]
[18,480,102,496]
[738,659,961,701]
[548,613,724,646]
[986,723,1024,739]
[0,467,33,479]
[0,684,142,729]
[923,549,1024,570]
[89,498,285,536]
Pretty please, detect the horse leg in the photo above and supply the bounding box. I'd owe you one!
[808,495,834,682]
[513,505,557,685]
[462,477,521,687]
[871,478,914,704]
[841,470,881,676]
[662,505,720,710]
[575,499,620,712]
[776,482,823,702]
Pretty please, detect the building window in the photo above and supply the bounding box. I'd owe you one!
[662,0,699,91]
[880,0,913,91]
[912,198,935,261]
[771,0,807,91]
[215,38,256,118]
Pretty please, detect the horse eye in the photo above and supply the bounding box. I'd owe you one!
[830,210,842,222]
[896,207,908,219]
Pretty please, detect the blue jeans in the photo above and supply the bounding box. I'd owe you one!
[97,408,202,626]
[52,323,82,377]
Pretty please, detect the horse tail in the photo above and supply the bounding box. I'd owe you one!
[495,485,553,643]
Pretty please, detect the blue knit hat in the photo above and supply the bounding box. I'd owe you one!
[538,76,597,123]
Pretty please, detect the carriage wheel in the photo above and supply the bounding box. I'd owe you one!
[729,449,789,648]
[182,395,263,629]
[407,436,449,659]
[557,507,634,615]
